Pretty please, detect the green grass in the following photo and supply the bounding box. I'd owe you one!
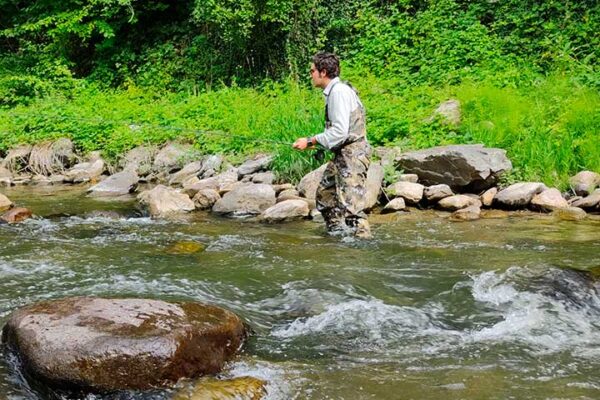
[1,72,598,188]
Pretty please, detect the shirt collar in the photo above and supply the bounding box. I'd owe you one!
[323,77,340,96]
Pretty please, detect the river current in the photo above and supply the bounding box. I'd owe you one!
[0,186,599,399]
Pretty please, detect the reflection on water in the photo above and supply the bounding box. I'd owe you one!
[1,186,600,399]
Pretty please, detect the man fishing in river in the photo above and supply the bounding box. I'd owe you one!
[293,52,372,239]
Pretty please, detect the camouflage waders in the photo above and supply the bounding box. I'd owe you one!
[316,85,372,238]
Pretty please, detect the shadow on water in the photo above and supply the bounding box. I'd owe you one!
[1,186,600,399]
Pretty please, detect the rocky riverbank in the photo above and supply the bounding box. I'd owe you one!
[0,139,598,225]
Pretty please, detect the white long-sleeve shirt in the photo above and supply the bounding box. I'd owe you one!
[314,77,363,150]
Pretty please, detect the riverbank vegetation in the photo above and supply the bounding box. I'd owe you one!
[1,0,598,187]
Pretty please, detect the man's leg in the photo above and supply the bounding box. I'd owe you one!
[336,142,372,238]
[316,160,348,235]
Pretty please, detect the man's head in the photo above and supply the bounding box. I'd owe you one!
[310,52,339,88]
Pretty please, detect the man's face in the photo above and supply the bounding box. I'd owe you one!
[310,63,328,88]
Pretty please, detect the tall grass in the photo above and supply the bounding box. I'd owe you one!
[1,73,598,188]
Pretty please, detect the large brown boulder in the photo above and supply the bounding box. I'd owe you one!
[1,297,247,392]
[395,144,512,192]
[137,185,195,216]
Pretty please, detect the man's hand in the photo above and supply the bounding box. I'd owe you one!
[293,137,310,150]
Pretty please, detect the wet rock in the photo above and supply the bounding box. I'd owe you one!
[120,146,155,176]
[252,171,275,185]
[481,209,510,219]
[192,189,221,210]
[480,187,498,207]
[450,205,481,221]
[88,171,139,197]
[0,193,13,211]
[1,145,32,173]
[530,188,569,212]
[297,164,327,200]
[552,206,587,221]
[237,154,273,178]
[424,184,453,202]
[138,185,195,216]
[213,183,275,216]
[571,189,600,210]
[260,199,309,222]
[83,210,123,219]
[1,297,246,392]
[494,182,547,208]
[173,376,266,400]
[153,143,197,173]
[64,158,105,183]
[569,171,600,196]
[382,197,406,213]
[395,144,512,192]
[365,162,384,210]
[426,99,461,125]
[166,241,206,254]
[399,174,419,183]
[386,181,424,204]
[437,194,479,211]
[169,161,203,186]
[1,207,32,223]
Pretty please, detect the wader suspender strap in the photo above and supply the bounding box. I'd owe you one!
[324,81,341,128]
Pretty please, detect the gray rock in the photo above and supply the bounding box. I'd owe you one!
[192,189,221,210]
[399,174,419,183]
[153,143,196,173]
[298,164,327,200]
[260,199,310,222]
[1,297,246,391]
[386,181,424,204]
[395,144,512,192]
[212,183,276,216]
[494,182,548,208]
[137,185,195,216]
[120,146,155,176]
[0,193,13,211]
[571,189,600,210]
[87,171,139,197]
[382,197,406,213]
[531,188,569,212]
[365,162,384,210]
[569,171,600,197]
[438,194,480,211]
[424,184,453,202]
[426,99,461,125]
[199,155,223,178]
[169,161,203,186]
[480,187,498,207]
[252,171,275,184]
[237,154,273,177]
[278,188,300,201]
[183,176,219,197]
[64,159,105,183]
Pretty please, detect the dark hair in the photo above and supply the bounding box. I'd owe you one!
[312,52,340,79]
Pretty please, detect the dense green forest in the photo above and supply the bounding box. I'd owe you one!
[1,0,599,186]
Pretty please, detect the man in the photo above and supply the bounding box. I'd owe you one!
[293,52,372,239]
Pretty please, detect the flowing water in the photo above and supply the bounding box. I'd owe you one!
[1,186,599,399]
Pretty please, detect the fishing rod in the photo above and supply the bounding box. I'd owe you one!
[4,111,295,147]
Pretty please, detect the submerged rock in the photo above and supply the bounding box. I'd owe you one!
[173,376,266,400]
[1,207,32,223]
[552,206,587,221]
[166,241,206,254]
[1,297,247,392]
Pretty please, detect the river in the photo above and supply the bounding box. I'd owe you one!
[1,186,599,399]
